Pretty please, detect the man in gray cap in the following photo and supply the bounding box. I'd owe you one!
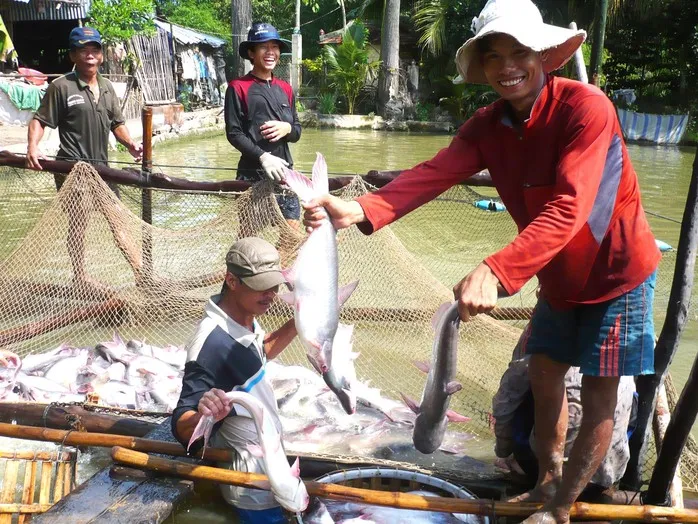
[172,237,297,524]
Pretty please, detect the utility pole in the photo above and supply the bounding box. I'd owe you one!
[291,0,302,94]
[589,0,609,87]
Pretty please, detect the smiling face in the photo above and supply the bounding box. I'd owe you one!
[248,41,281,76]
[480,33,546,119]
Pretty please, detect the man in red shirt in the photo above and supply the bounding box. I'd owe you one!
[301,0,659,522]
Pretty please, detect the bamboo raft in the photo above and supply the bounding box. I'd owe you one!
[0,449,76,522]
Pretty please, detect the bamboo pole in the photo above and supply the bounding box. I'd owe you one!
[0,152,495,192]
[625,145,698,491]
[110,446,698,522]
[0,403,157,437]
[652,384,683,507]
[141,107,154,286]
[569,22,589,83]
[0,423,235,464]
[18,461,36,524]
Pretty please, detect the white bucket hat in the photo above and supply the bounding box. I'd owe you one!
[455,0,586,85]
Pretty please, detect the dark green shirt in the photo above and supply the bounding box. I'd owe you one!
[33,72,125,164]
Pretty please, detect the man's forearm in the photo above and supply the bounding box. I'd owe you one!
[175,409,203,443]
[27,119,45,151]
[112,124,136,148]
[264,318,297,360]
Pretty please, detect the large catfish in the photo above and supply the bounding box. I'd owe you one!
[322,323,358,414]
[282,153,358,374]
[407,302,470,454]
[187,391,309,513]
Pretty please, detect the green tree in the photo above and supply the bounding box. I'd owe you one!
[323,22,379,113]
[88,0,155,45]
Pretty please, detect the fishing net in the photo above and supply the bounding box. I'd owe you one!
[0,161,695,489]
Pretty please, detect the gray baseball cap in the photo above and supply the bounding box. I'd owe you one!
[225,237,286,291]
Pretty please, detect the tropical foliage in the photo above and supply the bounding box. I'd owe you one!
[88,0,156,45]
[323,22,379,114]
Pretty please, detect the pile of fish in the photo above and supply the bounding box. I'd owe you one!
[0,334,186,411]
[303,492,486,523]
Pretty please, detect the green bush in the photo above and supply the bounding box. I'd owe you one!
[323,21,379,114]
[318,92,337,115]
[414,101,435,122]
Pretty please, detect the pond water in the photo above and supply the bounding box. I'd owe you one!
[2,127,696,521]
[143,129,697,388]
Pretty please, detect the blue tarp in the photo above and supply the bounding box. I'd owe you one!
[617,108,690,145]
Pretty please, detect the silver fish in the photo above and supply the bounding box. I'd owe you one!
[188,391,309,513]
[126,340,186,370]
[95,331,137,364]
[321,323,358,414]
[282,153,358,374]
[407,302,470,454]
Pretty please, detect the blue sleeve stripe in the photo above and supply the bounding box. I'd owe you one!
[234,368,266,393]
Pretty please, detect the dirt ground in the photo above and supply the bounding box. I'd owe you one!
[0,124,28,148]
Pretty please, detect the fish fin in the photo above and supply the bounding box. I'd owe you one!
[431,302,453,331]
[246,443,265,458]
[187,415,214,453]
[445,381,462,395]
[412,360,431,373]
[278,291,295,305]
[281,267,296,287]
[399,392,420,414]
[333,323,354,348]
[446,409,471,423]
[290,456,301,478]
[252,479,272,490]
[283,168,316,202]
[311,152,329,195]
[338,280,359,307]
[350,351,360,361]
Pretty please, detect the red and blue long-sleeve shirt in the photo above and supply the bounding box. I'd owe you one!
[356,76,660,309]
[225,73,301,179]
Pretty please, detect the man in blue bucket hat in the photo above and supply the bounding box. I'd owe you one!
[225,22,302,240]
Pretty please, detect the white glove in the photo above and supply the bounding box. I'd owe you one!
[259,152,288,182]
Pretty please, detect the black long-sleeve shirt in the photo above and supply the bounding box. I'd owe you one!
[225,73,301,179]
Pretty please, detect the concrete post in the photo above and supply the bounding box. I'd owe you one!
[291,32,302,94]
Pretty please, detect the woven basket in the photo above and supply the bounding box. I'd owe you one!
[297,467,489,523]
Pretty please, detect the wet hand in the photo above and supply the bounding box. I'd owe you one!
[198,388,232,422]
[25,147,44,170]
[453,262,501,322]
[494,454,526,475]
[260,120,292,143]
[128,142,143,162]
[302,196,365,233]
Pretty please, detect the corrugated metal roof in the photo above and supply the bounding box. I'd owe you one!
[154,19,226,48]
[0,0,89,22]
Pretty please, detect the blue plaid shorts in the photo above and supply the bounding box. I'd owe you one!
[521,271,656,376]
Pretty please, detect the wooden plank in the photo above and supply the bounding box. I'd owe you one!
[53,462,65,502]
[1,460,19,503]
[38,462,52,506]
[18,460,37,524]
[0,460,20,524]
[34,420,195,524]
[0,503,52,513]
[64,460,74,495]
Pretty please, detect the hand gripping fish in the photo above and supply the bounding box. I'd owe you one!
[282,153,358,374]
[404,302,470,454]
[187,391,309,513]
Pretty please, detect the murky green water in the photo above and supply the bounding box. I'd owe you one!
[1,128,696,519]
[143,129,698,388]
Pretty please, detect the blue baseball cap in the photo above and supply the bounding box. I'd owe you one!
[238,22,291,58]
[69,27,102,49]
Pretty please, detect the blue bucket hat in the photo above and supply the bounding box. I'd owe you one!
[69,27,102,49]
[238,22,291,59]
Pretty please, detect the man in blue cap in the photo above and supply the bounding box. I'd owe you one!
[225,22,302,233]
[25,26,143,287]
[26,26,142,172]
